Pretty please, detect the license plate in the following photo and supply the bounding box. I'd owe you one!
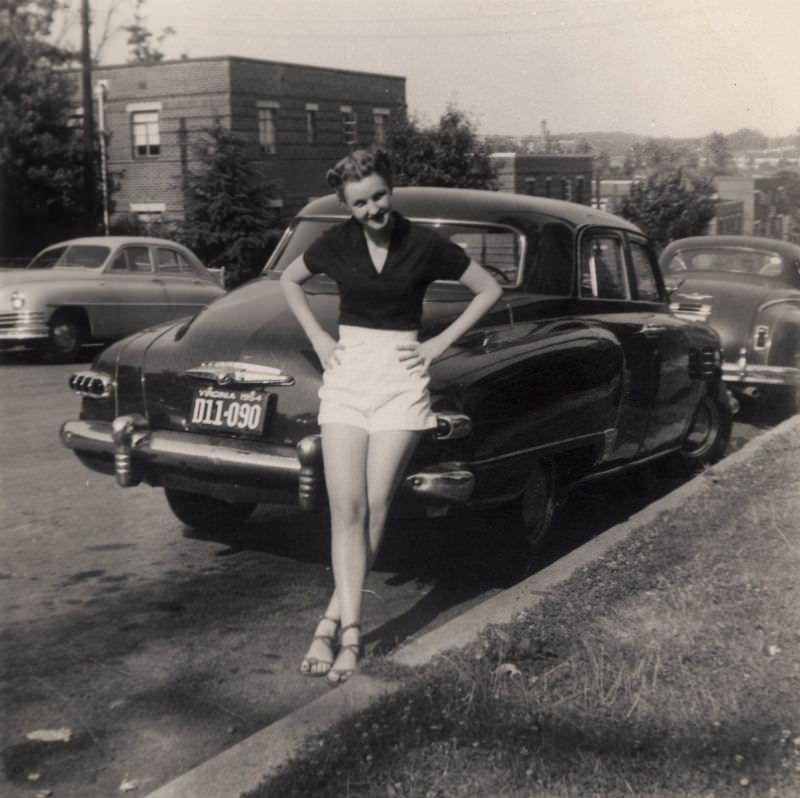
[188,387,270,434]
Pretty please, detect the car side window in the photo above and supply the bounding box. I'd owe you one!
[629,241,661,302]
[111,251,130,271]
[580,235,627,299]
[122,246,153,272]
[156,248,182,274]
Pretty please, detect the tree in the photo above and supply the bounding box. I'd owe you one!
[179,121,283,287]
[619,167,716,253]
[0,0,101,255]
[705,131,734,176]
[388,107,496,190]
[124,0,174,64]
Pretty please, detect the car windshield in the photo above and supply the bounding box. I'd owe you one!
[266,218,522,285]
[28,245,111,269]
[665,247,783,277]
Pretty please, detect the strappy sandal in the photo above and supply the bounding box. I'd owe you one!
[299,615,339,677]
[326,623,362,686]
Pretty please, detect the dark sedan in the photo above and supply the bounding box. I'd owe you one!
[661,235,800,413]
[61,188,733,553]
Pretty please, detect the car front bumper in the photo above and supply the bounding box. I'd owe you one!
[60,416,476,510]
[0,311,49,346]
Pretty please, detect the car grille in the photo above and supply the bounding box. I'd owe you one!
[0,311,46,329]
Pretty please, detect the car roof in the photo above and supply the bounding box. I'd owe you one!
[42,236,189,249]
[661,235,800,259]
[300,187,643,233]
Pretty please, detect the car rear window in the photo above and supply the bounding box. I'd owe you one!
[266,218,523,286]
[665,247,783,277]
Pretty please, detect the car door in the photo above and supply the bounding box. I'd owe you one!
[100,245,173,337]
[626,235,698,453]
[154,247,221,319]
[576,229,656,463]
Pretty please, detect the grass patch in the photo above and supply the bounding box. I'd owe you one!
[248,428,800,798]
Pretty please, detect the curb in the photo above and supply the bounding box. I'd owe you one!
[145,413,800,798]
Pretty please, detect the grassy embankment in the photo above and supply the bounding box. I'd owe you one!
[249,425,800,798]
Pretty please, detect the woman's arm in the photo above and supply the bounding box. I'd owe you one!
[279,256,340,368]
[403,261,503,367]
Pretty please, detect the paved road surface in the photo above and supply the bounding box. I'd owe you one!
[0,355,771,797]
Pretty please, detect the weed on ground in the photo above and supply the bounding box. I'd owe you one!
[248,428,800,798]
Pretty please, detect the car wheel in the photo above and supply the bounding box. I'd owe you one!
[47,310,84,362]
[519,460,556,554]
[675,388,732,471]
[164,488,255,534]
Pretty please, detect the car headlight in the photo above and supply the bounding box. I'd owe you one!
[10,290,26,310]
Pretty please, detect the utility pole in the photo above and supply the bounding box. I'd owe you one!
[81,0,97,229]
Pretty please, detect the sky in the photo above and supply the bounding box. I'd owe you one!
[64,0,800,140]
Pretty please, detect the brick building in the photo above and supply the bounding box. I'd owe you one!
[68,56,406,227]
[489,153,593,205]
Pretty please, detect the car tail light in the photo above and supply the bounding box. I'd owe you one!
[69,370,113,399]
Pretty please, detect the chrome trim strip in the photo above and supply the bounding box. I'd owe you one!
[463,430,611,468]
[183,361,295,386]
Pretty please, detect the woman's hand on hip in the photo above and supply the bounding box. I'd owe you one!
[396,335,447,371]
[312,332,343,370]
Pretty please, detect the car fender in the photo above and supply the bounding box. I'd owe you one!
[424,320,625,499]
[764,302,800,367]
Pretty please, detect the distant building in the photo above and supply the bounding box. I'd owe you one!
[490,152,593,205]
[715,175,789,238]
[595,179,634,214]
[68,56,406,227]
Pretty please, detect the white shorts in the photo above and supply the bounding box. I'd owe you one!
[318,325,437,433]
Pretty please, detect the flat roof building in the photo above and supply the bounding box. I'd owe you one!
[68,56,406,227]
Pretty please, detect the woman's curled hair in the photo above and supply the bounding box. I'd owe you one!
[326,148,393,200]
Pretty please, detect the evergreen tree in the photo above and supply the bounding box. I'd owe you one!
[179,121,282,287]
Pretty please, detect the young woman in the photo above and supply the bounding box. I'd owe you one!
[280,149,502,685]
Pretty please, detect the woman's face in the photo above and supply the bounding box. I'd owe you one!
[342,173,393,234]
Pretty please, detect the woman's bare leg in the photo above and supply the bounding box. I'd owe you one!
[300,423,368,674]
[327,428,422,679]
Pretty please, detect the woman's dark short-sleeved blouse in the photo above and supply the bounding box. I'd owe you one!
[302,212,470,331]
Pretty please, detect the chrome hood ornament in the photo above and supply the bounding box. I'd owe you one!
[183,361,295,386]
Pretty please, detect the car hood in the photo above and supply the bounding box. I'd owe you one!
[135,274,476,444]
[670,275,798,359]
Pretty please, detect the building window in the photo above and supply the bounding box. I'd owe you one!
[68,109,84,130]
[373,108,390,145]
[132,111,160,157]
[544,177,552,198]
[575,176,585,204]
[341,105,357,146]
[305,104,318,145]
[257,102,278,155]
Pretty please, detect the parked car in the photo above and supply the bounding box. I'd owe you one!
[0,236,225,360]
[61,189,733,552]
[660,235,800,413]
